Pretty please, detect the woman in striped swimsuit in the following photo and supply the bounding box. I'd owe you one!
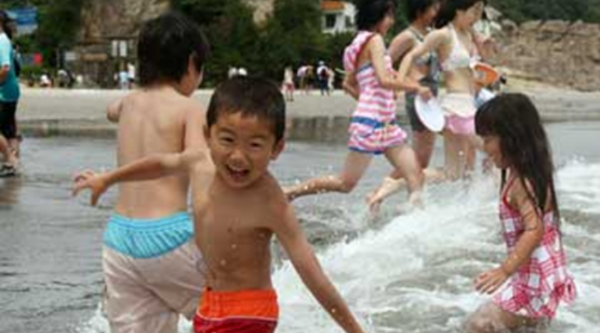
[285,0,428,206]
[466,94,576,332]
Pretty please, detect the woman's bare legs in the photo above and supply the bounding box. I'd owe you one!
[413,130,437,169]
[285,151,373,201]
[364,144,424,212]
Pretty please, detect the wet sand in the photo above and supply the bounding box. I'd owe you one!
[15,82,600,140]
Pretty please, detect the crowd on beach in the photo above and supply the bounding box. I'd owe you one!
[1,0,578,332]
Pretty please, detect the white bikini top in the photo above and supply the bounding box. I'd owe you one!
[440,24,479,72]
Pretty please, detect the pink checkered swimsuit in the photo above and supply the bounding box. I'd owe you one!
[492,176,576,318]
[343,31,407,155]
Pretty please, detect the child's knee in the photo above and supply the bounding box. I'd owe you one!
[339,179,358,193]
[464,303,508,333]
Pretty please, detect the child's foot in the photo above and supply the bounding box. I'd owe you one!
[366,176,405,211]
[396,192,423,215]
[0,163,19,178]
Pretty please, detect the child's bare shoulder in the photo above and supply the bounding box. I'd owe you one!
[259,173,289,213]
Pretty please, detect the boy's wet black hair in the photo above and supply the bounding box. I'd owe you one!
[207,77,286,144]
[405,0,439,22]
[435,0,485,28]
[355,0,397,31]
[137,11,210,87]
[476,93,560,224]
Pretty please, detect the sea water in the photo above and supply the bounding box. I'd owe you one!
[0,122,598,333]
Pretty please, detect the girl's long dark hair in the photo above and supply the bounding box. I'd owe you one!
[476,93,560,225]
[435,0,484,28]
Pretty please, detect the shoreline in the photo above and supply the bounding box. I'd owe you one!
[16,83,600,141]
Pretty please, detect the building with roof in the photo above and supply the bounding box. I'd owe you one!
[321,1,355,34]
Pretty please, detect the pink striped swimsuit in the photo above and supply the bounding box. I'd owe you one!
[493,176,576,318]
[343,31,406,155]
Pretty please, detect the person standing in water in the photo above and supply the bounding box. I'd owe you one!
[285,0,427,207]
[390,0,441,169]
[74,12,213,333]
[466,93,576,332]
[0,10,20,177]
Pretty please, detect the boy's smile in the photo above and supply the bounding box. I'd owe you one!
[206,112,283,188]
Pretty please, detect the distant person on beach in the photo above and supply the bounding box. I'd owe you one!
[297,64,314,94]
[465,93,576,332]
[39,73,52,88]
[285,0,426,209]
[317,61,331,96]
[0,10,20,177]
[127,62,136,88]
[73,77,368,333]
[282,65,295,101]
[118,68,129,90]
[73,12,211,333]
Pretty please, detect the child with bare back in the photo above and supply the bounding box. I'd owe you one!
[75,12,211,333]
[73,77,368,333]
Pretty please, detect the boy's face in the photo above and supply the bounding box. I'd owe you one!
[205,111,284,189]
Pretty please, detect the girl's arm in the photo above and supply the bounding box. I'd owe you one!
[342,71,359,100]
[368,35,428,96]
[397,29,446,95]
[388,31,415,64]
[475,179,545,294]
[499,180,545,274]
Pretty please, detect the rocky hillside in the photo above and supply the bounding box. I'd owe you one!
[493,20,600,91]
[79,0,170,40]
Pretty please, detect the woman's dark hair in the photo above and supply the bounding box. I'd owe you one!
[137,11,210,87]
[207,76,286,144]
[0,10,14,40]
[476,93,560,224]
[434,0,484,28]
[405,0,439,22]
[355,0,397,31]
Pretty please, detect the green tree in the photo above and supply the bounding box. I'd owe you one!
[256,0,327,79]
[172,0,258,84]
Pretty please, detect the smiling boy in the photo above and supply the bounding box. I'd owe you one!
[73,77,367,333]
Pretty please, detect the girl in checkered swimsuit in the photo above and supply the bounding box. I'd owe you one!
[466,93,576,333]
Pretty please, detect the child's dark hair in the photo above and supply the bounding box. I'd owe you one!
[355,0,397,31]
[476,93,560,222]
[405,0,439,22]
[0,10,13,40]
[207,77,286,143]
[435,0,485,28]
[137,11,210,87]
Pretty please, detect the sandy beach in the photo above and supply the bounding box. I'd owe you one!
[15,79,600,141]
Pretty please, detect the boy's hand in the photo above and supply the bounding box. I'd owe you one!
[474,267,509,294]
[72,170,109,206]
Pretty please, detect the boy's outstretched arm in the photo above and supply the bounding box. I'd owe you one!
[106,98,124,123]
[72,149,209,206]
[273,201,366,333]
